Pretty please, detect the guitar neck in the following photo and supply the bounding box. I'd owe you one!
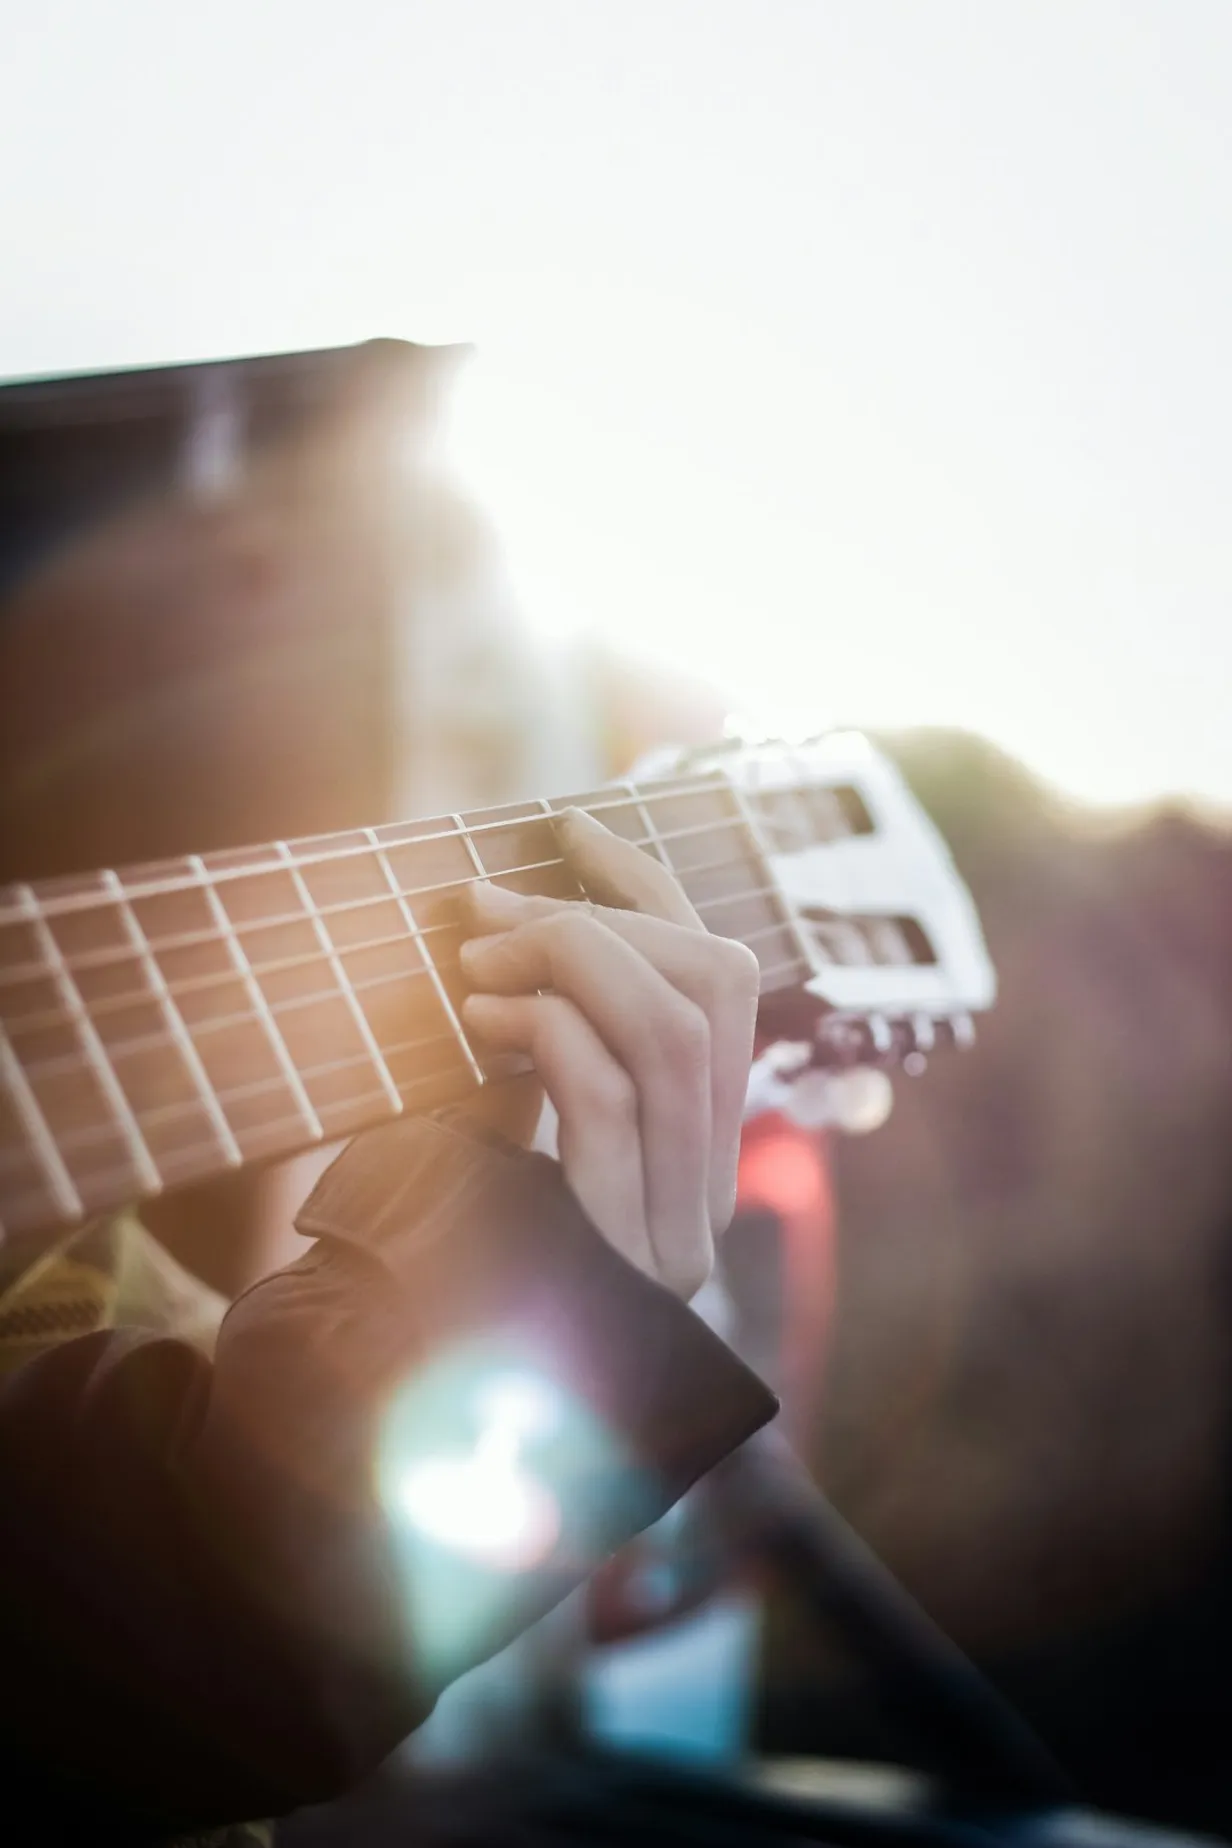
[0,769,808,1244]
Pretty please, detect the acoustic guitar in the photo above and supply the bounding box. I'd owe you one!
[0,731,994,1248]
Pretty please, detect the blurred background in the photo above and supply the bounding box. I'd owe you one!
[3,2,1232,1840]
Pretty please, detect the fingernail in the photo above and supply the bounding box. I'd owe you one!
[558,805,607,834]
[552,807,614,861]
[460,992,502,1044]
[459,937,489,971]
[461,991,499,1019]
[468,880,526,915]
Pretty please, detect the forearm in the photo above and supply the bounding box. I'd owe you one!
[0,1118,776,1837]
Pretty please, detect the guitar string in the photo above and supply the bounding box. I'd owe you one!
[0,776,856,1209]
[8,940,814,1162]
[0,807,814,993]
[8,912,810,1091]
[0,775,809,925]
[1,853,821,1192]
[0,839,803,1044]
[0,950,812,1216]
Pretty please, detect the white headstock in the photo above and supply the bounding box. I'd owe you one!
[728,731,993,1009]
[646,729,996,1096]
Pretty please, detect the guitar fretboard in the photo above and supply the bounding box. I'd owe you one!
[0,770,811,1244]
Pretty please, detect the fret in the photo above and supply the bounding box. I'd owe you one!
[292,828,474,1112]
[444,808,560,1091]
[273,840,403,1117]
[387,817,480,1055]
[589,791,652,842]
[367,814,480,1064]
[623,779,673,869]
[454,814,487,881]
[371,813,477,888]
[453,808,557,891]
[638,781,744,874]
[722,776,817,984]
[168,986,318,1147]
[0,1025,83,1235]
[455,803,556,882]
[211,857,383,1140]
[455,804,581,900]
[0,909,92,1235]
[544,786,646,844]
[2,1016,144,1216]
[141,855,402,1147]
[101,870,244,1175]
[363,827,485,1088]
[188,854,325,1147]
[16,884,163,1199]
[70,991,233,1189]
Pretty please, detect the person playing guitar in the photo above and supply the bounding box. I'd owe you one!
[0,808,783,1844]
[0,346,993,1845]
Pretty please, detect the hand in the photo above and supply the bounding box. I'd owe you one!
[457,808,761,1301]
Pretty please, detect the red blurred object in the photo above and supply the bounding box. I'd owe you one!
[737,1115,836,1448]
[586,1118,836,1644]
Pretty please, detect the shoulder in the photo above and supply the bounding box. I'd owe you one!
[0,1213,227,1379]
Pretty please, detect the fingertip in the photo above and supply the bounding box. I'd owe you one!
[556,804,610,836]
[461,990,508,1032]
[460,935,513,984]
[554,806,633,873]
[463,880,521,924]
[557,805,699,926]
[553,805,649,909]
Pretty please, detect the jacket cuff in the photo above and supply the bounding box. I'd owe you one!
[294,1114,779,1527]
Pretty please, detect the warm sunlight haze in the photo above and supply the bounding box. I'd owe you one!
[4,1,1229,806]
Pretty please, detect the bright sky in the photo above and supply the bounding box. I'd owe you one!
[3,1,1230,804]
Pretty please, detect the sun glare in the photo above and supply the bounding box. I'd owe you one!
[391,1370,563,1574]
[442,334,1227,814]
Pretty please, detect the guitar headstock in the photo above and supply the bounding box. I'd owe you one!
[667,730,996,1097]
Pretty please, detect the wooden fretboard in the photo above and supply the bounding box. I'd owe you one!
[0,768,813,1244]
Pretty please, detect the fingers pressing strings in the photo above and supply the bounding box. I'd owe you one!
[465,881,758,1237]
[472,807,759,1235]
[462,987,656,1282]
[460,908,713,1297]
[457,808,761,1300]
[553,805,704,929]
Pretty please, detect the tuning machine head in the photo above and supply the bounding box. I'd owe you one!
[812,1009,976,1070]
[745,1008,977,1131]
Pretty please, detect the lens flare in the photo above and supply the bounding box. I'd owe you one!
[389,1369,562,1573]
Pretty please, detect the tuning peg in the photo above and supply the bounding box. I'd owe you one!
[910,1014,936,1053]
[813,1016,866,1067]
[867,1015,893,1057]
[812,1011,974,1073]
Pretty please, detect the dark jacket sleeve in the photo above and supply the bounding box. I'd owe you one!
[0,1117,776,1840]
